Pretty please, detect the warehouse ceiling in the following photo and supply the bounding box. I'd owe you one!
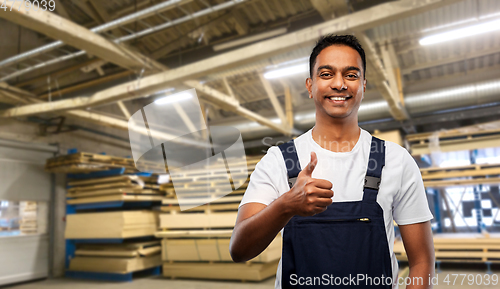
[0,0,499,145]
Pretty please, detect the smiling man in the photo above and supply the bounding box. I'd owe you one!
[229,35,435,289]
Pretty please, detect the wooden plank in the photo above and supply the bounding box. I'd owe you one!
[422,167,500,180]
[69,255,161,273]
[155,230,233,238]
[424,177,500,188]
[68,181,142,193]
[394,233,500,263]
[161,195,243,206]
[67,194,164,205]
[162,259,279,281]
[68,175,141,187]
[159,212,237,229]
[161,235,281,263]
[65,210,158,239]
[160,202,240,213]
[66,188,159,198]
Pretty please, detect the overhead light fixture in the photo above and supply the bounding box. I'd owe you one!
[213,28,287,51]
[155,92,192,105]
[419,18,500,45]
[263,63,309,79]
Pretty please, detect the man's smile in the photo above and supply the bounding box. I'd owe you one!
[325,95,352,103]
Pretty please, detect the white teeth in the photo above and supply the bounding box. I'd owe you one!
[329,97,347,101]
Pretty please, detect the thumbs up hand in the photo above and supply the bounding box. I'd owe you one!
[284,152,334,216]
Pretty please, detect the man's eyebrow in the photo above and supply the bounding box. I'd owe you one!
[316,65,361,73]
[316,65,333,72]
[344,66,361,73]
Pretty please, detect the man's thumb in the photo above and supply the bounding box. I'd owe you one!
[303,151,317,176]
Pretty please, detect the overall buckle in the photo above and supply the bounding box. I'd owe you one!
[364,176,381,190]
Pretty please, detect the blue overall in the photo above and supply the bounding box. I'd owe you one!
[279,136,392,288]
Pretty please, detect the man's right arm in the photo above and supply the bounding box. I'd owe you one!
[229,151,333,262]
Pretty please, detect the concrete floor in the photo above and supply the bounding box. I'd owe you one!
[5,268,499,289]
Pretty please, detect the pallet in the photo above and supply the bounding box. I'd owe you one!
[66,265,161,281]
[162,260,278,281]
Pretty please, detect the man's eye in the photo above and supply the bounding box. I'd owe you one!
[320,73,331,77]
[346,74,358,78]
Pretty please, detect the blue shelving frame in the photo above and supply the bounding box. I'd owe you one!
[64,163,161,281]
[65,266,161,282]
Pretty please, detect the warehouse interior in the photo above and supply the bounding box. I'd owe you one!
[0,0,499,288]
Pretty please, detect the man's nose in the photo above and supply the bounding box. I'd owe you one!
[330,75,346,91]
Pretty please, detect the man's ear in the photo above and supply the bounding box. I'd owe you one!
[363,78,367,92]
[306,77,313,99]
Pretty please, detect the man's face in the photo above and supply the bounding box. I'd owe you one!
[306,45,366,121]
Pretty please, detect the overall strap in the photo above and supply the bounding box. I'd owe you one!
[278,139,302,189]
[362,136,386,202]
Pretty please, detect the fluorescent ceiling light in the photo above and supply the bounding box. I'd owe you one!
[213,28,287,51]
[263,63,309,79]
[420,18,500,45]
[155,92,192,105]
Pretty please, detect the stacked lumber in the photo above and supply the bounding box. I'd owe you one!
[45,152,165,174]
[65,210,158,239]
[66,175,169,205]
[68,240,162,273]
[394,233,500,263]
[420,163,500,188]
[406,120,500,155]
[19,202,37,234]
[156,154,279,281]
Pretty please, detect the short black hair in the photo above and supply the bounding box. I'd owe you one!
[309,34,366,78]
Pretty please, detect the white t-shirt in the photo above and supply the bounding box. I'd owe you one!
[239,128,433,289]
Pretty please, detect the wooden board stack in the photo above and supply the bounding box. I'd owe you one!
[65,210,158,239]
[66,175,168,205]
[394,233,500,263]
[156,155,280,281]
[45,152,165,174]
[68,240,162,274]
[19,202,37,234]
[421,163,500,188]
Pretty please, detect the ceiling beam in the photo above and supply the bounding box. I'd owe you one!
[380,41,405,106]
[259,74,287,126]
[0,0,461,117]
[310,0,349,20]
[0,2,162,72]
[283,83,294,128]
[53,0,70,19]
[357,33,409,121]
[184,80,293,135]
[0,82,205,148]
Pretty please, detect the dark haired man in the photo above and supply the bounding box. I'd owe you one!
[230,34,434,289]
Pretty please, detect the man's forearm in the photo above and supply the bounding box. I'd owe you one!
[230,195,294,262]
[407,261,435,289]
